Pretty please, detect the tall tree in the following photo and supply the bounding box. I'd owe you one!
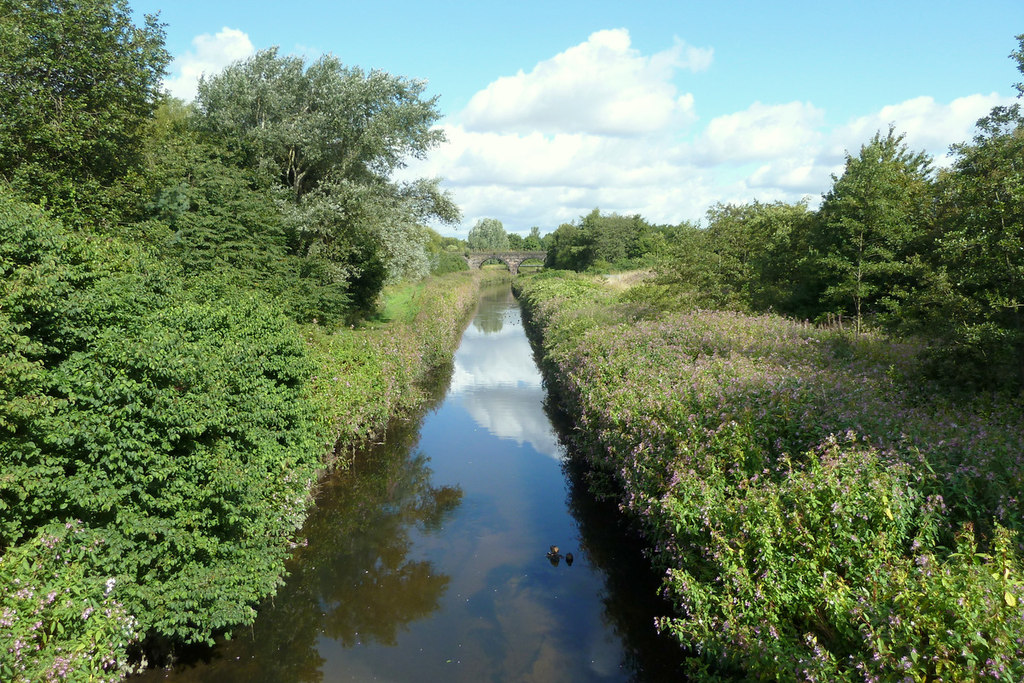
[194,49,458,312]
[814,127,934,332]
[923,34,1024,388]
[195,48,446,202]
[0,0,169,226]
[701,201,814,313]
[524,226,543,250]
[467,218,509,251]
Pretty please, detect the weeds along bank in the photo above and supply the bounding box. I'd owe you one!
[515,271,1024,681]
[0,194,484,681]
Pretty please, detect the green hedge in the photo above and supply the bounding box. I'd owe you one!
[0,192,482,679]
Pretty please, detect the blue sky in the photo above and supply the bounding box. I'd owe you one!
[132,1,1023,235]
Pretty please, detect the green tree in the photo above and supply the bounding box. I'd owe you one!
[140,100,355,324]
[544,222,586,270]
[196,48,445,201]
[922,35,1024,389]
[194,48,458,313]
[525,226,543,250]
[700,201,814,313]
[814,127,934,332]
[0,0,169,226]
[467,217,509,251]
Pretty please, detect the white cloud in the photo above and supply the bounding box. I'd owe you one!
[461,28,710,136]
[829,93,1015,164]
[399,33,1014,234]
[694,101,826,165]
[164,27,255,101]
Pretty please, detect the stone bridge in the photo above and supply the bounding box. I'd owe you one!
[464,251,546,276]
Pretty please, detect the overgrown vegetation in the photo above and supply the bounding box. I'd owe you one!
[0,1,482,679]
[2,0,1021,679]
[517,271,1024,680]
[0,189,483,678]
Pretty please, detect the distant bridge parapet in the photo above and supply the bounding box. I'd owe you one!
[464,251,546,276]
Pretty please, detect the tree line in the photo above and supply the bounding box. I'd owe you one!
[539,37,1024,393]
[0,0,462,326]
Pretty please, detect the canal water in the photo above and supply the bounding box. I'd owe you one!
[140,282,684,682]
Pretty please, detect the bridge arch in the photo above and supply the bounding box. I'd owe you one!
[464,251,546,276]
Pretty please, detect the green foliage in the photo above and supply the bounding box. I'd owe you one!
[0,0,169,227]
[423,227,468,275]
[660,202,814,313]
[195,48,445,200]
[518,271,1024,680]
[0,193,483,676]
[467,217,510,251]
[193,48,459,312]
[525,226,544,250]
[544,209,676,272]
[0,192,322,649]
[304,271,483,456]
[814,127,934,332]
[0,521,140,683]
[922,74,1024,389]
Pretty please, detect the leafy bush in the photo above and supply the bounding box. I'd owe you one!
[1,194,485,677]
[518,271,1024,680]
[0,521,139,683]
[1,193,321,655]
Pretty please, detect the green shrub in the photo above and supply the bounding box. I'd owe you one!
[518,271,1024,680]
[1,193,321,652]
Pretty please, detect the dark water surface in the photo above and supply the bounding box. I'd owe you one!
[139,283,685,682]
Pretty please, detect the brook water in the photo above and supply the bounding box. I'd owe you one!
[140,282,684,681]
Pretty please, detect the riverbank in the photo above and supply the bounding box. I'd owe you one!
[515,270,1024,681]
[132,278,690,683]
[0,199,495,683]
[305,270,497,465]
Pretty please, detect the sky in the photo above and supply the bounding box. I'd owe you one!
[131,1,1024,236]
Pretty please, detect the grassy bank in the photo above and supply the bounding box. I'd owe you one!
[305,271,500,462]
[516,270,1024,681]
[0,194,487,681]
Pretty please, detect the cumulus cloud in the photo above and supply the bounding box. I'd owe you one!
[694,101,826,165]
[829,93,1016,164]
[461,28,710,136]
[164,27,255,101]
[399,32,1013,233]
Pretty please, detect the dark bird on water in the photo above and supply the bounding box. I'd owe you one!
[565,552,574,566]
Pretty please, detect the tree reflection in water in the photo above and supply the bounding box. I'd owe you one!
[140,416,462,683]
[471,284,513,334]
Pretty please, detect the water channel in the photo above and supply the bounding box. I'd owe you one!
[140,282,685,682]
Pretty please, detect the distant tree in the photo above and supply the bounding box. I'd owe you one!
[0,0,170,226]
[543,209,661,271]
[525,226,543,250]
[467,218,509,251]
[544,222,587,270]
[813,127,934,332]
[424,226,469,275]
[700,201,814,313]
[506,232,525,249]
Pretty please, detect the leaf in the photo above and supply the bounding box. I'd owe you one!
[1005,591,1017,607]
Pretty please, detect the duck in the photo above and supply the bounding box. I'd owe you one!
[565,552,574,566]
